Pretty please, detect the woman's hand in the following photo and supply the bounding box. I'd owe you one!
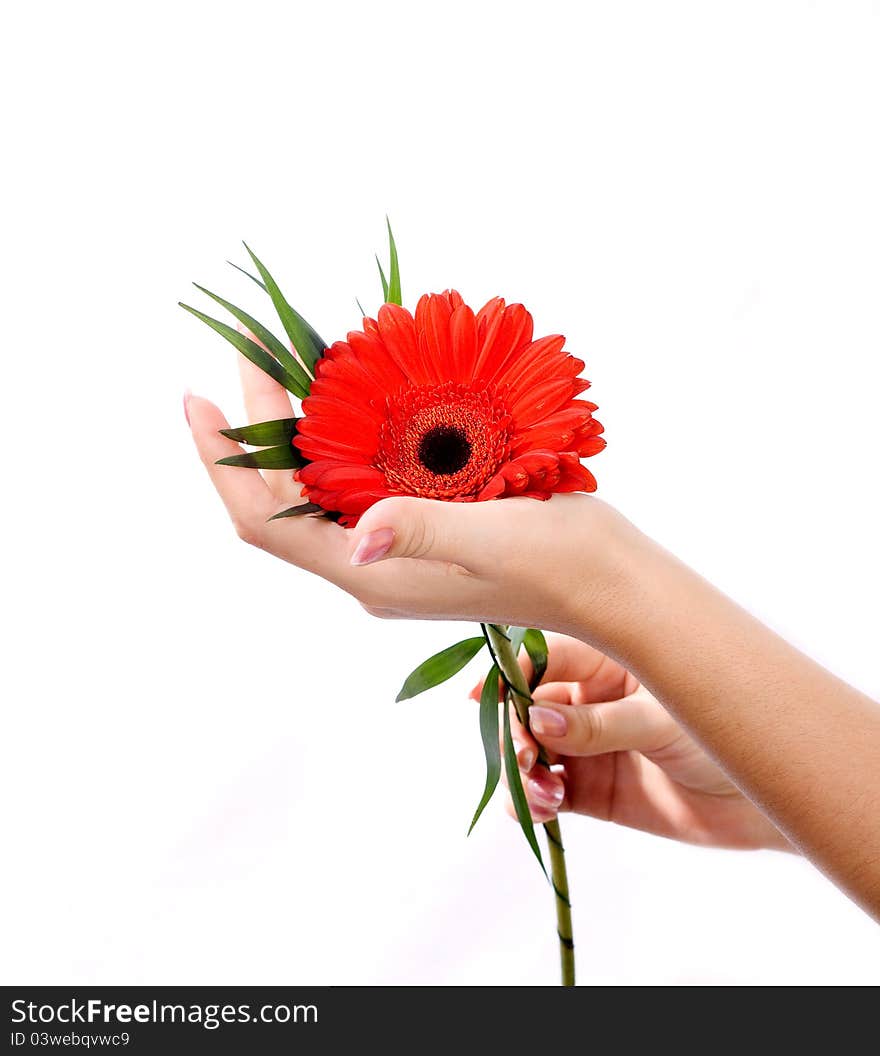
[186,358,639,638]
[489,634,792,852]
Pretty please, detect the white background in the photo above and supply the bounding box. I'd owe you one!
[2,1,878,985]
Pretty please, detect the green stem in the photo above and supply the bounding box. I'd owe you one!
[483,623,576,987]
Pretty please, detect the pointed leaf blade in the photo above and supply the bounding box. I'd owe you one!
[503,691,546,875]
[215,444,304,470]
[267,502,325,521]
[219,418,299,446]
[468,666,502,835]
[192,284,313,394]
[523,628,549,690]
[395,637,486,702]
[375,254,389,302]
[386,217,402,306]
[508,626,529,655]
[227,261,266,291]
[242,244,326,373]
[179,303,309,399]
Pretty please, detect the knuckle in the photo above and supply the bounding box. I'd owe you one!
[575,705,602,750]
[405,514,434,560]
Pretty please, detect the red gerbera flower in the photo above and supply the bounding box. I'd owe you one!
[294,290,605,526]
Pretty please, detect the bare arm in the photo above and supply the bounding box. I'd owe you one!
[598,530,880,915]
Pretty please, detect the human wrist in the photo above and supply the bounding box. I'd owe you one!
[559,502,673,662]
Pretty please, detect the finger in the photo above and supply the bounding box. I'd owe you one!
[502,763,566,823]
[519,633,635,701]
[237,345,295,426]
[527,688,675,758]
[187,393,278,536]
[237,351,301,504]
[348,495,512,571]
[505,699,540,774]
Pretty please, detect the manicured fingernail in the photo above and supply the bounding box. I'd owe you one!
[183,389,192,427]
[529,706,567,737]
[528,773,564,808]
[517,745,537,773]
[350,528,395,566]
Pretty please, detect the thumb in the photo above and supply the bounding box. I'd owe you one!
[527,688,674,757]
[349,496,497,569]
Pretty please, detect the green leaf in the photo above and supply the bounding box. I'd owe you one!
[503,690,546,875]
[355,297,367,318]
[395,636,486,702]
[242,243,326,373]
[375,255,389,302]
[227,260,266,291]
[192,284,313,394]
[468,666,501,835]
[219,418,299,446]
[523,628,549,690]
[179,303,310,399]
[508,626,529,655]
[386,216,402,306]
[215,444,304,469]
[267,502,325,521]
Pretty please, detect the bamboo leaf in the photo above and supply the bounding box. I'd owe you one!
[523,628,549,690]
[267,502,325,521]
[179,303,309,399]
[219,418,299,446]
[395,637,486,702]
[192,284,313,393]
[468,666,501,835]
[386,217,402,306]
[215,444,304,470]
[375,255,389,302]
[227,260,266,290]
[242,243,326,373]
[508,626,529,655]
[503,690,546,875]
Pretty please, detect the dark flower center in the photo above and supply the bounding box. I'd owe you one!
[417,425,472,476]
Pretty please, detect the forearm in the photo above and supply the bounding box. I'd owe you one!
[583,526,880,915]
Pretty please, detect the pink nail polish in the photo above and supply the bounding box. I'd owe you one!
[528,774,564,808]
[517,745,537,773]
[529,706,567,738]
[350,528,395,566]
[183,389,192,427]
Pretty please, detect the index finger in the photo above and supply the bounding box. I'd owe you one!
[519,633,633,703]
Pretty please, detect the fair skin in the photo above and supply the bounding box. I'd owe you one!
[474,635,791,853]
[186,357,880,919]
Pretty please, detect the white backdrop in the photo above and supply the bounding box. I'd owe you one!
[2,1,878,985]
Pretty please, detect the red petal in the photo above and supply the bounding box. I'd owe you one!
[377,303,434,384]
[298,462,387,490]
[294,434,375,461]
[422,294,455,382]
[473,302,533,381]
[576,436,607,457]
[347,329,408,393]
[449,303,477,383]
[510,378,585,428]
[495,335,566,392]
[476,473,506,501]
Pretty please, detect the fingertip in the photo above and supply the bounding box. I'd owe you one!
[350,527,395,566]
[529,704,568,740]
[517,744,537,773]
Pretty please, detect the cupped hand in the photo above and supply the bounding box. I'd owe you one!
[484,634,792,851]
[186,357,635,637]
